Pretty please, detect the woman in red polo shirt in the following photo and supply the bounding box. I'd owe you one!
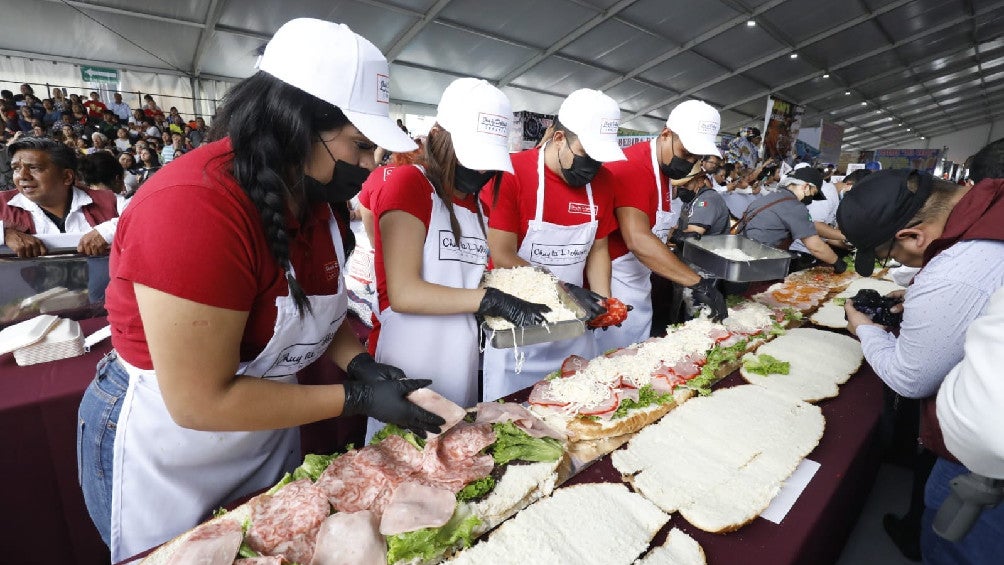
[364,78,548,438]
[76,19,443,561]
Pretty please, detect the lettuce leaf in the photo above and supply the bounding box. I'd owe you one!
[265,473,293,495]
[491,421,563,466]
[725,294,746,308]
[770,321,786,336]
[456,476,496,502]
[385,505,482,564]
[686,338,750,396]
[833,297,847,307]
[292,452,340,482]
[782,308,803,323]
[743,354,791,375]
[371,423,425,450]
[610,384,671,420]
[545,369,561,381]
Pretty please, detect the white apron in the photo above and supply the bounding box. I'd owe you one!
[482,147,599,401]
[597,139,674,353]
[109,214,349,562]
[367,168,488,439]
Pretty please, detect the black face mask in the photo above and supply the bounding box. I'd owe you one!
[558,141,602,187]
[660,156,693,180]
[800,194,815,205]
[454,164,496,195]
[677,186,697,203]
[305,159,370,204]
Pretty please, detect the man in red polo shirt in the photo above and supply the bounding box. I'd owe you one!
[481,88,625,400]
[593,100,728,352]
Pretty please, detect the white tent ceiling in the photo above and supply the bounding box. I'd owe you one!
[3,0,1004,151]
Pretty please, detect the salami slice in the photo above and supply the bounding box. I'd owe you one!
[245,479,330,563]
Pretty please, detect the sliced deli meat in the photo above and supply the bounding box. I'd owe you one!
[379,481,458,535]
[475,401,564,439]
[234,558,285,565]
[244,479,330,564]
[406,388,468,435]
[164,519,242,565]
[310,511,386,565]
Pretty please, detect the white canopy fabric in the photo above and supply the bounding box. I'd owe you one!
[1,0,1002,150]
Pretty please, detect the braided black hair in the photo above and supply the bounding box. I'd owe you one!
[208,71,349,316]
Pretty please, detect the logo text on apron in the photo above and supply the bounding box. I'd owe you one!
[437,229,489,264]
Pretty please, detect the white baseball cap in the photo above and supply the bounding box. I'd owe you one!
[258,18,416,153]
[557,89,626,163]
[666,100,721,158]
[436,78,514,173]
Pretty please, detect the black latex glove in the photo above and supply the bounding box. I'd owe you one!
[562,282,607,320]
[832,258,848,274]
[669,229,702,248]
[477,287,551,327]
[689,277,728,323]
[342,378,445,437]
[346,352,405,384]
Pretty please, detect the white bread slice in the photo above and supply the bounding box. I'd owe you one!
[470,456,565,533]
[446,483,668,565]
[739,328,863,402]
[634,528,706,565]
[613,385,824,533]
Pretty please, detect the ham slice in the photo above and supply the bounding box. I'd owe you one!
[379,481,457,535]
[475,401,565,440]
[234,558,284,565]
[407,388,468,436]
[310,511,386,565]
[165,520,242,565]
[245,479,331,564]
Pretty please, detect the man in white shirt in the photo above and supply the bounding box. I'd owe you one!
[108,92,131,122]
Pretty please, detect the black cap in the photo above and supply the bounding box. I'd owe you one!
[836,169,933,276]
[788,167,826,199]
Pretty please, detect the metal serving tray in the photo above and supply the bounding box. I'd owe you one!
[486,279,589,349]
[682,234,792,282]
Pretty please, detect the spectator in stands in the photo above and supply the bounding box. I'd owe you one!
[1,89,15,108]
[0,136,120,257]
[129,108,144,125]
[159,132,178,164]
[70,103,88,126]
[113,127,132,153]
[68,93,82,107]
[41,98,63,128]
[97,110,118,138]
[136,145,160,184]
[13,83,33,104]
[52,88,68,112]
[22,94,44,119]
[75,137,90,156]
[83,91,108,120]
[143,117,160,138]
[108,92,131,122]
[118,151,140,196]
[168,114,185,134]
[17,106,35,133]
[60,126,77,146]
[80,151,129,196]
[188,116,207,147]
[142,94,164,119]
[31,124,45,138]
[89,133,111,155]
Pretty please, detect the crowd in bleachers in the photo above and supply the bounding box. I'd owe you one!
[1,83,208,195]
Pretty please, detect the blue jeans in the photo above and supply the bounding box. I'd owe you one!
[921,458,1004,564]
[77,351,129,547]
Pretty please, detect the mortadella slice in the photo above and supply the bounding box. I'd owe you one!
[165,520,242,565]
[475,401,565,440]
[407,388,468,435]
[310,511,386,565]
[379,481,458,536]
[234,557,285,565]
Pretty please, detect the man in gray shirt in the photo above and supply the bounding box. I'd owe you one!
[737,166,844,272]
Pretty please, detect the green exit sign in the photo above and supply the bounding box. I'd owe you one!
[80,65,119,84]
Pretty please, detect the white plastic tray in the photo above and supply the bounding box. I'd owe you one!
[0,315,60,356]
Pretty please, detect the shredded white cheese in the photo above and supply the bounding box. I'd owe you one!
[483,267,579,330]
[712,248,757,261]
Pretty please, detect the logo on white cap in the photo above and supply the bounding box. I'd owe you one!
[477,112,509,137]
[376,74,390,104]
[697,120,718,134]
[599,118,619,135]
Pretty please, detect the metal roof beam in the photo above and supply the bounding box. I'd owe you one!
[191,0,227,76]
[599,0,790,92]
[495,0,640,88]
[40,0,206,28]
[385,0,455,62]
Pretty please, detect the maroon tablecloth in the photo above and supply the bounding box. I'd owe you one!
[0,316,112,565]
[2,315,371,565]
